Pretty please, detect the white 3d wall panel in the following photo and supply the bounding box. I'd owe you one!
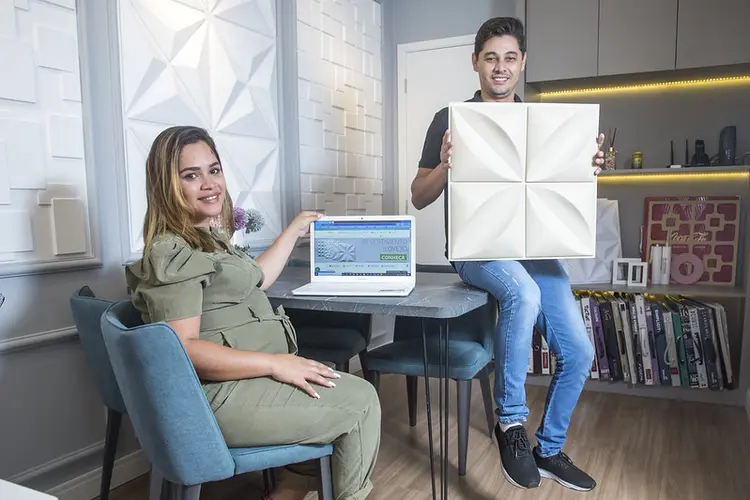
[117,0,280,259]
[297,0,383,216]
[0,0,97,276]
[448,102,599,261]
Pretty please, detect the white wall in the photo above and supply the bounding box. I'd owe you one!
[296,0,384,216]
[0,0,98,279]
[117,0,282,260]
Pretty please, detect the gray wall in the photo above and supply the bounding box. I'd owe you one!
[391,0,513,45]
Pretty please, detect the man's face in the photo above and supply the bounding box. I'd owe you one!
[472,34,526,101]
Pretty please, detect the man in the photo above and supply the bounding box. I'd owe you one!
[410,17,604,491]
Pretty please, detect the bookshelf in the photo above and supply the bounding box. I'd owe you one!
[530,167,750,407]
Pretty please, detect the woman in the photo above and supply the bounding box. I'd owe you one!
[125,125,381,500]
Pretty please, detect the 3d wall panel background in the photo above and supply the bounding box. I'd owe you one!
[117,0,280,259]
[0,0,96,276]
[448,102,599,261]
[297,0,384,216]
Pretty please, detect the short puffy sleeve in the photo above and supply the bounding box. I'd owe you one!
[125,237,216,323]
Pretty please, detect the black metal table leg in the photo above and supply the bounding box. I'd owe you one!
[421,318,437,500]
[441,318,450,500]
[422,317,451,500]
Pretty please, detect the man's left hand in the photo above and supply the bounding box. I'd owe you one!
[592,133,605,175]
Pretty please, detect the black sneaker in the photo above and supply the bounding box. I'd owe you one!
[493,423,540,489]
[533,447,596,491]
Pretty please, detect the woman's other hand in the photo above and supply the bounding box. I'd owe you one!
[271,353,341,398]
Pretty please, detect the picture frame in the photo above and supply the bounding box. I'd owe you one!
[627,261,648,287]
[612,258,641,286]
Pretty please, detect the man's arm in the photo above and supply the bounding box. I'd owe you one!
[410,111,450,210]
[411,164,448,210]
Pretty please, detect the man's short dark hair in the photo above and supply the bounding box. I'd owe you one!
[474,17,526,55]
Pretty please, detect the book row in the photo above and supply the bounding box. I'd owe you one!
[527,292,734,390]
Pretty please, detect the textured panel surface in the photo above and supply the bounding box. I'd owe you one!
[449,182,525,260]
[51,197,87,255]
[0,211,34,254]
[449,103,526,183]
[118,0,280,256]
[561,198,622,284]
[525,183,596,258]
[297,0,383,216]
[0,0,93,274]
[526,103,600,182]
[448,102,599,261]
[0,37,36,103]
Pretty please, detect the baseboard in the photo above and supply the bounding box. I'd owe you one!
[47,450,149,500]
[745,388,750,424]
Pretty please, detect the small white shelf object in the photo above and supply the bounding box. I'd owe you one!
[447,102,600,261]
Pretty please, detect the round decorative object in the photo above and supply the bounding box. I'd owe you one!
[670,253,704,284]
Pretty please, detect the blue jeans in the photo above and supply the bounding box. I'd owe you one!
[453,259,594,458]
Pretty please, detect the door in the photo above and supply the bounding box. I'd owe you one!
[397,36,481,266]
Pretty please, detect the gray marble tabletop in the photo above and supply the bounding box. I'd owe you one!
[265,266,489,319]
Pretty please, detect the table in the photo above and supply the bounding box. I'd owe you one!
[266,267,490,500]
[0,480,57,500]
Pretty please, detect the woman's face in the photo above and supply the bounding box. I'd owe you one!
[178,140,226,227]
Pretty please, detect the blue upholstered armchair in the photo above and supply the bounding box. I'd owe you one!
[100,300,335,500]
[69,286,162,500]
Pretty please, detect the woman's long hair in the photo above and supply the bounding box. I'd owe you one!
[141,125,234,253]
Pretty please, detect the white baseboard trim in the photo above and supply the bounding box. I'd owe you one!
[0,326,78,355]
[48,450,149,500]
[10,442,105,485]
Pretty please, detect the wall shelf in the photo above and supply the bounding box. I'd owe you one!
[571,283,746,298]
[526,375,743,406]
[598,166,750,177]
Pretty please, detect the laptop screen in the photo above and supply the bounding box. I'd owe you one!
[312,219,412,277]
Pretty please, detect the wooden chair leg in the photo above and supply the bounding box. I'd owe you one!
[405,375,418,427]
[478,366,496,437]
[456,379,472,476]
[100,408,122,500]
[318,455,334,500]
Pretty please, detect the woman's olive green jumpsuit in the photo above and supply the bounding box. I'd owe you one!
[126,228,381,500]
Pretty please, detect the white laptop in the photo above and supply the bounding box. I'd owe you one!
[291,215,416,297]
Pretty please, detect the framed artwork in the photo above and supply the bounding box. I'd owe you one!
[642,196,741,286]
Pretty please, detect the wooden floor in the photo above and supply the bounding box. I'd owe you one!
[105,373,750,500]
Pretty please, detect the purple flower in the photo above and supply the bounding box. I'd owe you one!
[233,206,249,232]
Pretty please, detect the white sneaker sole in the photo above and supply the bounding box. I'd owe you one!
[501,463,540,489]
[538,468,594,491]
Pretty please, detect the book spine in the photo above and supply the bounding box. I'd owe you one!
[634,295,654,385]
[650,303,672,385]
[590,298,610,381]
[580,297,599,379]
